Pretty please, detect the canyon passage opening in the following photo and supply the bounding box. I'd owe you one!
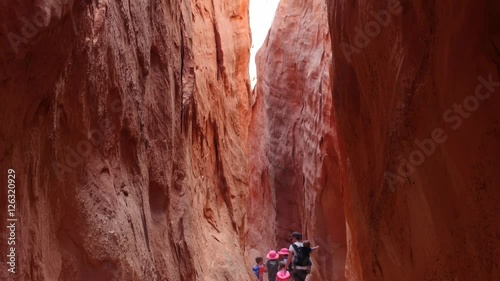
[247,0,347,280]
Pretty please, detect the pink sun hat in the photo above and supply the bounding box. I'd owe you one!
[278,248,289,255]
[267,250,280,260]
[277,270,291,280]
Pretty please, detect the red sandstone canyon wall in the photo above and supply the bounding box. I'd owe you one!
[248,0,346,280]
[326,0,500,280]
[0,0,251,280]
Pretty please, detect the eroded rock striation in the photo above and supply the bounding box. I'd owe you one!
[248,0,346,280]
[0,0,251,280]
[325,0,500,280]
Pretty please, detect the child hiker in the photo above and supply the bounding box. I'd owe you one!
[278,248,289,262]
[252,256,267,281]
[266,250,280,281]
[301,240,320,268]
[278,248,293,272]
[276,261,291,281]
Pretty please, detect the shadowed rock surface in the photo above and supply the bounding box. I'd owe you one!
[325,0,500,280]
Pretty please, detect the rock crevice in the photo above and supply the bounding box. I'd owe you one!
[248,0,346,280]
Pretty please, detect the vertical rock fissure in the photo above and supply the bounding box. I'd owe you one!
[139,192,152,253]
[213,22,225,81]
[180,27,186,132]
[212,119,237,232]
[249,1,347,280]
[210,0,226,82]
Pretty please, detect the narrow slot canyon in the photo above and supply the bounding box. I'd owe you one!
[0,1,498,281]
[247,0,346,280]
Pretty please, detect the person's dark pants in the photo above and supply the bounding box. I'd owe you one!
[293,270,309,281]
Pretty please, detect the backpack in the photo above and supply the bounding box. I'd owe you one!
[292,244,312,267]
[252,265,260,280]
[266,260,280,279]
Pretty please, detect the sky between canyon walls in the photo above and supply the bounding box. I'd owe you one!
[249,0,281,88]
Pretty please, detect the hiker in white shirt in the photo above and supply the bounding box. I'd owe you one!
[285,232,309,281]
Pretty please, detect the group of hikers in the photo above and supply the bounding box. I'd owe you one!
[252,232,319,281]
